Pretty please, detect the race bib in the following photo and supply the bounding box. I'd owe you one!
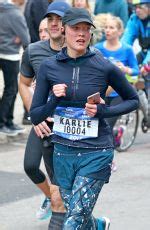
[53,107,99,140]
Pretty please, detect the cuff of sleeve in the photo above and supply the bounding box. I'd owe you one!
[95,104,106,118]
[48,93,62,104]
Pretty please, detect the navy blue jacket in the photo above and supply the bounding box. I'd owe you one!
[30,47,139,149]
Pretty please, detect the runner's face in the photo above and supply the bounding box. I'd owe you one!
[104,20,121,41]
[47,14,63,40]
[135,4,149,19]
[39,20,49,41]
[65,22,92,58]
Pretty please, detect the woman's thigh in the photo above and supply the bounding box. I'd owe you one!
[53,146,114,190]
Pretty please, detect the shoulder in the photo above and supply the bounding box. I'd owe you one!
[9,5,24,19]
[29,40,48,49]
[121,42,133,51]
[40,55,57,68]
[129,13,139,23]
[28,40,50,56]
[90,47,113,71]
[22,41,48,62]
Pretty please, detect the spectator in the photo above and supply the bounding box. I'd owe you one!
[94,0,129,27]
[0,0,30,136]
[24,0,49,43]
[122,0,150,66]
[12,0,31,126]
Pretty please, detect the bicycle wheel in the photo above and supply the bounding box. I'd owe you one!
[146,73,150,128]
[115,110,139,152]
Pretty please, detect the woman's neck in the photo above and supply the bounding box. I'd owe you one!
[105,39,121,51]
[67,48,86,59]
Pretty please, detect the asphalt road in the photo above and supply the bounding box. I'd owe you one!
[0,126,150,230]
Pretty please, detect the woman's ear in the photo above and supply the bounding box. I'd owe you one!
[61,26,65,35]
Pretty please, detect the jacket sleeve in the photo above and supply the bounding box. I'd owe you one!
[96,64,139,118]
[20,46,34,78]
[10,12,30,48]
[126,46,139,76]
[121,14,138,45]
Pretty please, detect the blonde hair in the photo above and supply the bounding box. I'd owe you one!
[106,15,124,33]
[92,13,111,43]
[94,13,111,31]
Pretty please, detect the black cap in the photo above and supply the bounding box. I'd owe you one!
[62,7,96,28]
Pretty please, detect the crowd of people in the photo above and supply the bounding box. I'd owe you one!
[0,0,149,229]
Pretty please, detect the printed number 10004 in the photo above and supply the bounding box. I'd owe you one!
[64,125,86,135]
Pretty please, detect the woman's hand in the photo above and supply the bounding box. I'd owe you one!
[85,103,97,117]
[85,97,105,117]
[14,36,21,44]
[53,84,67,97]
[31,79,36,91]
[117,62,132,75]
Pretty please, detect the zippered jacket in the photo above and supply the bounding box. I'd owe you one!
[30,47,139,149]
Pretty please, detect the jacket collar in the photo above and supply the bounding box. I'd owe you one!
[56,47,96,62]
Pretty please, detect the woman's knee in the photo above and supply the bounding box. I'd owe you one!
[24,159,45,184]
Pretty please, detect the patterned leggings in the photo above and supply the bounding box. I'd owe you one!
[60,175,104,230]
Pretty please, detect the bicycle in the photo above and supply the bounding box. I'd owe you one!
[114,109,139,152]
[114,72,150,152]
